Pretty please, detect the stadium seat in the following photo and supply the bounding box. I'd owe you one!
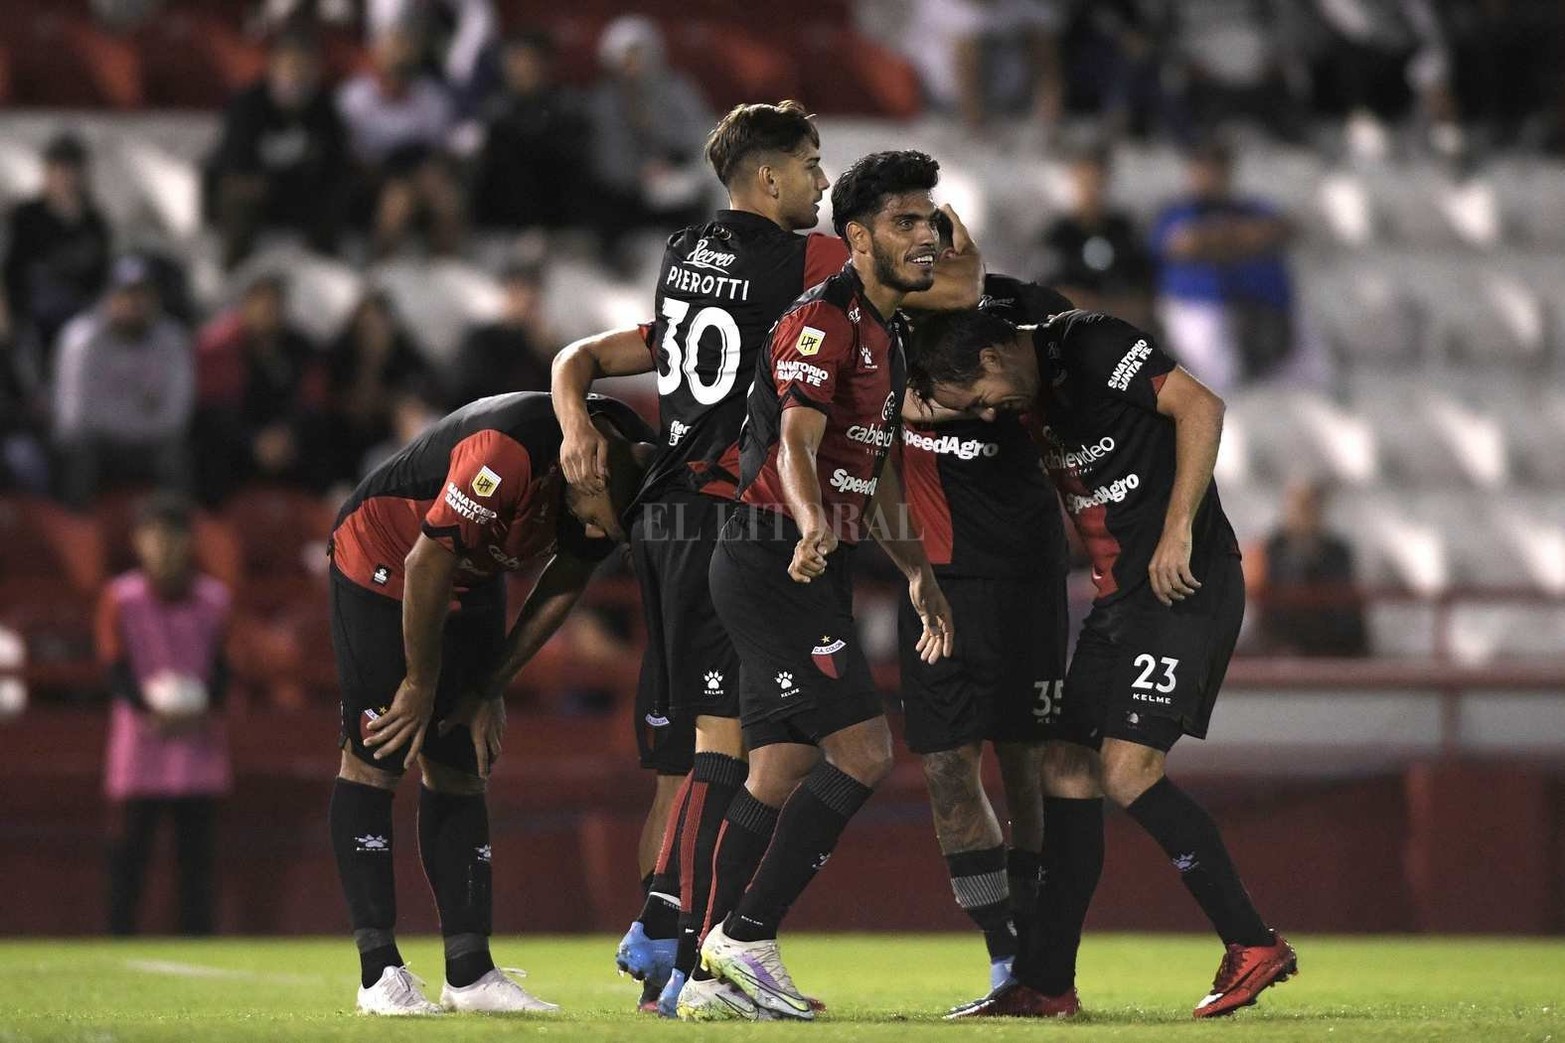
[135,11,265,109]
[0,496,103,596]
[118,140,203,240]
[222,486,333,581]
[786,25,921,118]
[228,246,366,344]
[10,13,142,109]
[373,259,503,371]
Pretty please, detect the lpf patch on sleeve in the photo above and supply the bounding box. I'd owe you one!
[471,466,502,497]
[795,326,826,356]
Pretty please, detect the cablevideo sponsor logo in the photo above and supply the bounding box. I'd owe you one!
[1064,473,1140,513]
[777,358,830,387]
[1108,339,1152,391]
[846,424,897,448]
[1042,433,1115,474]
[829,469,879,496]
[444,483,497,523]
[902,428,999,460]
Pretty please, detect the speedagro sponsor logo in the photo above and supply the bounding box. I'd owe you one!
[902,428,999,460]
[1064,473,1140,513]
[829,469,879,496]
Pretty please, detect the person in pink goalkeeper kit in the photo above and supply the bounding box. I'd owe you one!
[97,491,233,936]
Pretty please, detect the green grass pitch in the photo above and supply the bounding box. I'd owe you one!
[2,934,1560,1041]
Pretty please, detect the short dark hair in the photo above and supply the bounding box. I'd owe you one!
[704,100,819,186]
[830,150,939,239]
[43,132,88,168]
[135,490,194,532]
[907,309,1018,399]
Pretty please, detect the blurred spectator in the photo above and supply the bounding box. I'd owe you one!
[98,492,232,936]
[1253,478,1369,656]
[1057,0,1162,139]
[2,134,112,379]
[1149,140,1296,392]
[901,0,1064,132]
[52,258,193,510]
[1446,0,1564,152]
[325,291,437,484]
[337,26,463,257]
[357,390,439,478]
[366,0,499,111]
[448,262,556,409]
[192,276,328,504]
[1035,143,1152,326]
[472,30,592,230]
[0,333,49,494]
[588,16,714,260]
[1307,0,1458,159]
[207,32,348,270]
[1153,0,1310,144]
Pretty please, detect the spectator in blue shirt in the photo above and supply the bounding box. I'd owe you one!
[1149,139,1295,391]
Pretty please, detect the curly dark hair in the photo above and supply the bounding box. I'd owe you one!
[830,150,940,238]
[907,309,1018,400]
[705,100,820,186]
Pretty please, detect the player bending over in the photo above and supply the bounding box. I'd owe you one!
[913,309,1296,1020]
[327,391,651,1016]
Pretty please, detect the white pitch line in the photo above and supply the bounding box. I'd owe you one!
[124,959,318,985]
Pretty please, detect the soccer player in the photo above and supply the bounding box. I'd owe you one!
[327,391,652,1016]
[899,265,1074,992]
[691,150,956,1021]
[550,102,981,1015]
[911,309,1296,1019]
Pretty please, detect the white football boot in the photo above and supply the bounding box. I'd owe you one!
[356,965,443,1016]
[440,967,560,1013]
[699,922,814,1020]
[675,974,759,1021]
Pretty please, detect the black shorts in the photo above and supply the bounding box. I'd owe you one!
[1056,554,1245,753]
[630,491,742,775]
[898,571,1068,754]
[330,567,506,776]
[708,506,883,750]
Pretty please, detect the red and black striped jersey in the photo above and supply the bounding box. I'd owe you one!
[330,392,651,601]
[737,263,906,544]
[1032,312,1238,602]
[639,210,848,505]
[901,275,1070,577]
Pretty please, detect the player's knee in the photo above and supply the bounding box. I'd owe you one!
[921,745,983,804]
[1098,745,1164,808]
[694,715,746,759]
[338,748,400,790]
[1042,740,1102,799]
[419,758,486,796]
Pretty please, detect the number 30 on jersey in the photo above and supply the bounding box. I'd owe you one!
[658,299,741,406]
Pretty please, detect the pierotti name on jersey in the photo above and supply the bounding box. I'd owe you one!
[665,265,750,302]
[1065,473,1140,513]
[776,359,830,387]
[902,428,1000,460]
[829,469,879,495]
[445,483,498,523]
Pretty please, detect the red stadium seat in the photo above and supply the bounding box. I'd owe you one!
[11,12,142,109]
[136,11,266,109]
[788,25,922,119]
[222,485,333,581]
[0,496,106,596]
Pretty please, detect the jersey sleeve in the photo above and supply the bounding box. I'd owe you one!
[802,233,851,289]
[422,429,532,554]
[1064,313,1177,411]
[768,300,856,413]
[637,321,656,364]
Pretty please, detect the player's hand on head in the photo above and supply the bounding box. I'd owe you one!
[364,676,438,769]
[940,204,975,257]
[1148,528,1200,607]
[910,568,955,664]
[787,526,837,583]
[438,694,506,779]
[560,421,609,494]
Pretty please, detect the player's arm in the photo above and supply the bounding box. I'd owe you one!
[778,406,835,583]
[551,325,655,492]
[901,205,983,311]
[1149,366,1226,606]
[868,461,955,664]
[439,550,598,777]
[365,533,459,768]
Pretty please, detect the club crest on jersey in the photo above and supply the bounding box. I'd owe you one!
[811,635,848,679]
[471,466,502,497]
[795,326,826,356]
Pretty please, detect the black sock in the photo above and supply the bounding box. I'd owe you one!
[330,778,401,989]
[639,775,692,939]
[690,788,779,980]
[1006,847,1043,924]
[1020,797,1104,995]
[726,763,874,943]
[674,753,747,974]
[1125,778,1271,947]
[641,871,654,895]
[945,846,1016,961]
[418,787,495,988]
